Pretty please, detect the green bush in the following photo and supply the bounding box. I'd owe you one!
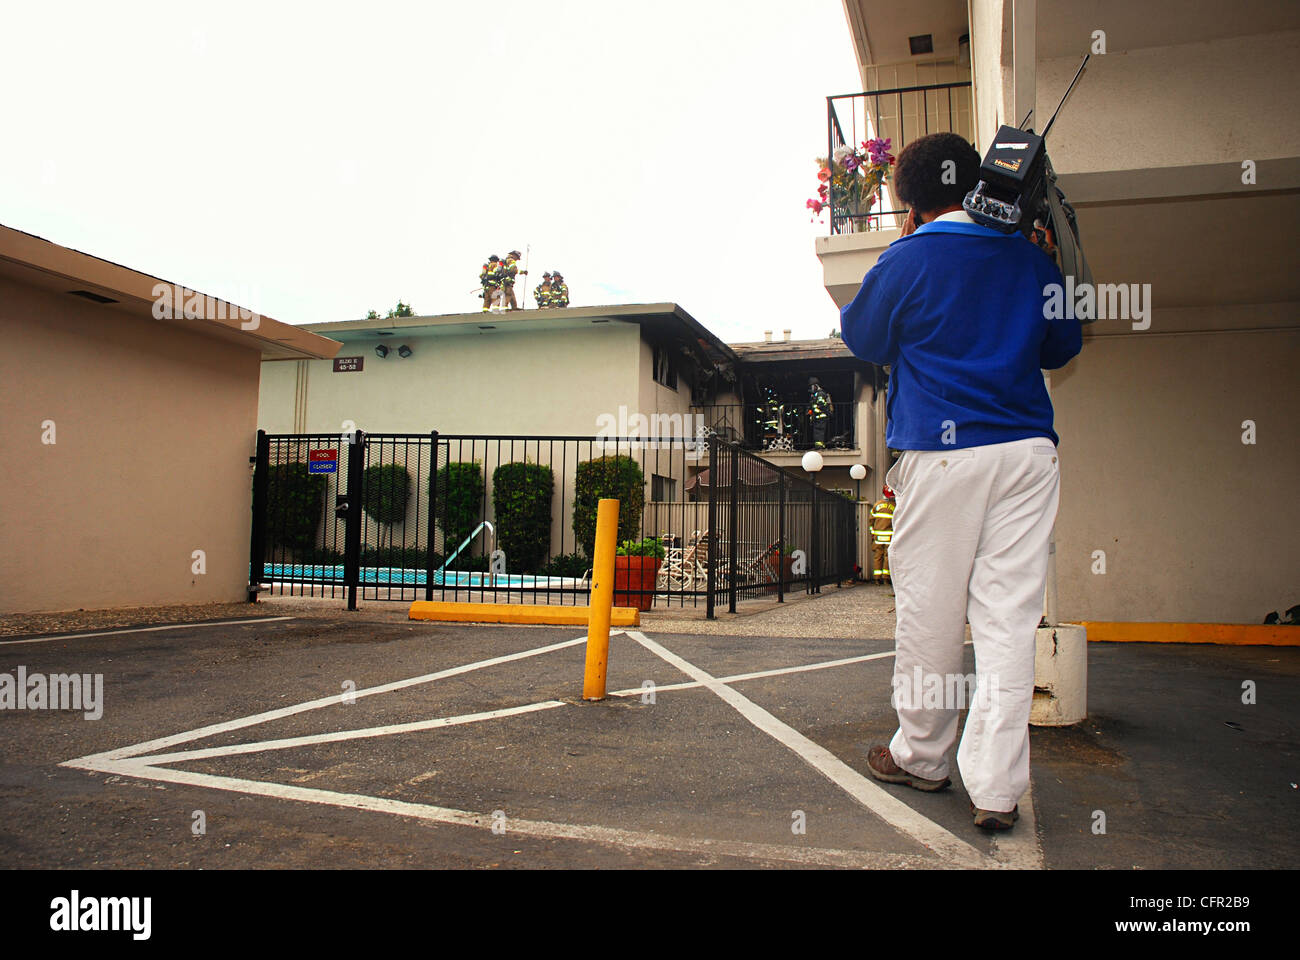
[434,461,484,554]
[537,552,590,578]
[572,455,645,558]
[492,462,554,573]
[267,462,327,552]
[362,464,412,525]
[616,537,664,559]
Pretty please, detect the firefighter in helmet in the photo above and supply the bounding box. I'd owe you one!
[755,384,783,448]
[869,484,896,584]
[480,255,504,312]
[550,271,569,308]
[502,249,526,310]
[808,376,833,448]
[534,271,554,308]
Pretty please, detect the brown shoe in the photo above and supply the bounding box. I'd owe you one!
[970,801,1020,830]
[865,745,951,792]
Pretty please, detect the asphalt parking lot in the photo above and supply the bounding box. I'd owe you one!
[1,587,1295,869]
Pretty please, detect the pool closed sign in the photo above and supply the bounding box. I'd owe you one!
[308,449,339,474]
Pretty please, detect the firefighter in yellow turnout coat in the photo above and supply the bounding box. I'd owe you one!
[869,485,896,583]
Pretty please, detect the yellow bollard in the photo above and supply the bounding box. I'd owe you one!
[582,498,619,700]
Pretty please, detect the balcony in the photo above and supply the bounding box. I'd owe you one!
[693,402,857,454]
[817,81,972,306]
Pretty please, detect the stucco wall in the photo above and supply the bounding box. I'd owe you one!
[1052,324,1300,623]
[259,321,643,436]
[1039,31,1300,175]
[0,275,261,613]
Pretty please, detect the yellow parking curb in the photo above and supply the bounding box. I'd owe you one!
[1075,621,1299,646]
[409,601,640,627]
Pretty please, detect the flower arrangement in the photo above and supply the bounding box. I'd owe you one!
[807,137,895,223]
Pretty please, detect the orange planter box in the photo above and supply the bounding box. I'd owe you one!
[614,555,662,612]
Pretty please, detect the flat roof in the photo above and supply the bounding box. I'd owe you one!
[0,223,341,361]
[299,302,741,368]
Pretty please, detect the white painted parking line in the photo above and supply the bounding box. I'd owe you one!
[72,756,940,870]
[626,631,994,868]
[606,642,974,697]
[72,635,590,764]
[991,781,1044,869]
[62,628,1016,869]
[133,701,569,766]
[0,616,295,646]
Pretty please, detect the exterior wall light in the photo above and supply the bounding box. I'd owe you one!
[397,345,412,358]
[375,345,389,358]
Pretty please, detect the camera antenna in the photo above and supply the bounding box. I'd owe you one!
[1042,53,1090,141]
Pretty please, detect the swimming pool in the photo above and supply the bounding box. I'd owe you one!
[258,563,584,590]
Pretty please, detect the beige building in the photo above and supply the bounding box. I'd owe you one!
[0,223,339,615]
[818,0,1300,623]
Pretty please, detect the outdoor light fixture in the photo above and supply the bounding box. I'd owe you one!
[850,464,867,480]
[801,450,824,474]
[375,344,389,358]
[397,345,412,358]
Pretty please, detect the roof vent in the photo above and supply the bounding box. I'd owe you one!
[763,330,773,342]
[909,34,934,55]
[67,289,118,304]
[783,329,792,341]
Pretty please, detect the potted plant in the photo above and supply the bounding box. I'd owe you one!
[806,137,895,229]
[765,543,799,593]
[613,537,665,611]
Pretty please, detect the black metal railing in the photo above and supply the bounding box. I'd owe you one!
[826,81,973,235]
[694,403,856,452]
[249,431,858,615]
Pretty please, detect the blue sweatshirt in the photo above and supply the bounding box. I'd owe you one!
[840,218,1081,450]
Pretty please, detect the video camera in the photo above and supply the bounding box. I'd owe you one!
[963,55,1095,307]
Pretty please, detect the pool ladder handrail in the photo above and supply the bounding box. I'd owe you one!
[439,520,497,585]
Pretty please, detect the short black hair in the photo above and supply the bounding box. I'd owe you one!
[892,132,981,214]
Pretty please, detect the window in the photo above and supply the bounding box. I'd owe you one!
[651,474,677,502]
[653,344,677,390]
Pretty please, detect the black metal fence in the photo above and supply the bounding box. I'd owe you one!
[249,431,857,614]
[826,81,973,235]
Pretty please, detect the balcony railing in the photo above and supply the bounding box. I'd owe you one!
[694,403,856,453]
[826,81,973,236]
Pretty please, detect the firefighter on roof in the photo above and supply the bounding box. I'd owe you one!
[480,255,504,312]
[534,272,553,308]
[502,249,526,310]
[550,271,569,308]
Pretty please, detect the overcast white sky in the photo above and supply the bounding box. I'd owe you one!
[0,1,862,343]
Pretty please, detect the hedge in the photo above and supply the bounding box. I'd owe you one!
[362,463,412,525]
[572,454,645,558]
[492,461,554,573]
[266,462,327,552]
[435,461,484,556]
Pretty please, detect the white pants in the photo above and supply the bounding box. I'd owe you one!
[885,437,1060,812]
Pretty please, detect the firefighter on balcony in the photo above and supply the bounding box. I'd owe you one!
[502,250,526,310]
[550,271,570,307]
[869,484,896,584]
[534,272,554,308]
[480,255,504,312]
[808,377,833,448]
[755,384,782,449]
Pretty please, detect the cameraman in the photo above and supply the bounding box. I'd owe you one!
[839,132,1081,831]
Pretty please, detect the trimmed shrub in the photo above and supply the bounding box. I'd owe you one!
[267,462,327,552]
[492,462,554,573]
[537,552,589,579]
[572,455,645,558]
[434,461,484,555]
[362,464,412,526]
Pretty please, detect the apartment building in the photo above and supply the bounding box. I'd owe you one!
[817,0,1300,623]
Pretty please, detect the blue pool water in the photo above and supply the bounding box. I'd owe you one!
[258,564,581,589]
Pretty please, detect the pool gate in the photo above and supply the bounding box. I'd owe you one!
[249,431,857,614]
